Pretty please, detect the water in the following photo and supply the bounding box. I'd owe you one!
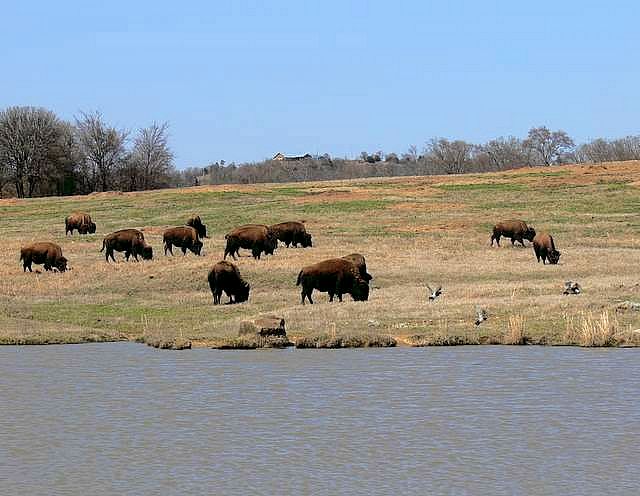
[0,344,638,495]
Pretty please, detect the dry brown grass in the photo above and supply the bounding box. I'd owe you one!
[1,161,639,347]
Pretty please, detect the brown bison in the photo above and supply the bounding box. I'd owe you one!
[101,229,153,262]
[186,215,208,238]
[342,253,373,281]
[491,220,536,247]
[208,261,250,304]
[163,226,203,256]
[65,212,96,235]
[269,221,312,248]
[20,242,68,272]
[224,224,277,260]
[296,258,370,305]
[533,232,561,265]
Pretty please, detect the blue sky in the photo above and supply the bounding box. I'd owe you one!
[1,1,639,167]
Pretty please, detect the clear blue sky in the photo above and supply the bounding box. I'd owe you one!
[1,1,639,167]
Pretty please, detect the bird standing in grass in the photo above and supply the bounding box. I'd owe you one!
[475,307,488,326]
[427,285,443,302]
[564,281,581,295]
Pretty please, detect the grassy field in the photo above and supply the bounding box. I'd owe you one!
[1,161,639,347]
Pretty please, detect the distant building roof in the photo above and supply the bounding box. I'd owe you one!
[272,152,312,161]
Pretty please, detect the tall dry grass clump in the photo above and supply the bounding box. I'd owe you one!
[503,314,528,345]
[564,311,620,347]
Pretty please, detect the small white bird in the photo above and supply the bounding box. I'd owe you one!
[475,307,488,326]
[427,285,443,302]
[564,281,581,295]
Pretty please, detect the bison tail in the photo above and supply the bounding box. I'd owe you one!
[296,270,303,286]
[99,240,106,252]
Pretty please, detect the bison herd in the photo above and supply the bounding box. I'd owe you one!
[19,212,561,306]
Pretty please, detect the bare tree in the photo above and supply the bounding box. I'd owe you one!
[0,106,68,197]
[523,126,574,166]
[424,138,475,174]
[75,111,128,192]
[129,122,174,190]
[481,136,530,169]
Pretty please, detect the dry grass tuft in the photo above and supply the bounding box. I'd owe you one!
[503,314,528,345]
[564,311,624,347]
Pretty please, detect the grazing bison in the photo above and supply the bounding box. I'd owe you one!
[186,215,208,238]
[65,212,96,235]
[101,229,153,262]
[20,242,68,272]
[163,226,203,256]
[269,221,312,248]
[342,253,373,281]
[491,220,536,247]
[533,232,561,265]
[208,261,250,304]
[224,224,277,260]
[296,258,370,305]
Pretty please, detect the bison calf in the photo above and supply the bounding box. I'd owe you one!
[269,221,312,248]
[101,229,153,262]
[65,212,96,235]
[163,226,203,256]
[491,220,536,247]
[533,232,561,265]
[20,242,68,272]
[224,224,277,260]
[208,261,250,304]
[296,258,369,305]
[186,215,208,238]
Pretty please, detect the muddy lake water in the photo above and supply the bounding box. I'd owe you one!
[0,343,638,495]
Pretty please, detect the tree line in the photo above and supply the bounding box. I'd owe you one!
[1,105,639,197]
[0,106,184,198]
[199,126,638,185]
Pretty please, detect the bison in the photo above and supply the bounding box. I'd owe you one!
[20,242,68,272]
[208,261,250,304]
[101,229,153,262]
[65,212,96,235]
[224,224,277,260]
[296,258,370,305]
[269,221,312,248]
[186,215,208,238]
[342,253,373,281]
[533,232,561,265]
[163,226,203,256]
[491,220,536,247]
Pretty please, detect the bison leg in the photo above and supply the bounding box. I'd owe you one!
[328,293,334,302]
[23,261,31,272]
[224,245,236,261]
[491,233,500,247]
[181,246,187,256]
[109,249,116,263]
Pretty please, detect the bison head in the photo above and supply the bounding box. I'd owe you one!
[525,227,536,241]
[88,222,97,234]
[141,245,153,260]
[351,279,370,301]
[265,235,278,255]
[548,250,561,265]
[235,281,250,303]
[301,232,313,248]
[56,256,68,272]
